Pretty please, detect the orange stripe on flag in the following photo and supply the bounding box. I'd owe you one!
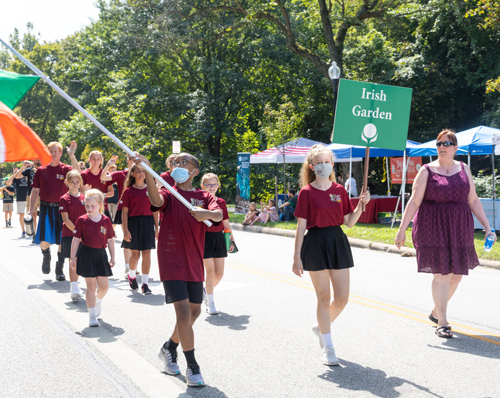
[0,101,51,165]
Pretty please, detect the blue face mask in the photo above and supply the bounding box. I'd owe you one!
[171,167,194,183]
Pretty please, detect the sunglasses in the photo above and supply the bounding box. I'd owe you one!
[436,141,456,147]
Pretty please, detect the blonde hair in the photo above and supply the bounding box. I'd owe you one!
[85,188,105,214]
[201,172,220,186]
[88,150,103,167]
[249,201,256,209]
[299,144,336,187]
[65,170,83,185]
[47,142,63,151]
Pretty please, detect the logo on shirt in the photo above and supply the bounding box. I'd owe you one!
[59,206,63,211]
[330,194,342,203]
[81,200,85,205]
[56,174,65,180]
[191,198,204,207]
[100,226,107,235]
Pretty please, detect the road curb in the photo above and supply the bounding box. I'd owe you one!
[230,223,500,270]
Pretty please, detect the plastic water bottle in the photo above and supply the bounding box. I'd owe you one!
[484,230,495,252]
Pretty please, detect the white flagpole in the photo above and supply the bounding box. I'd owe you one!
[0,37,211,226]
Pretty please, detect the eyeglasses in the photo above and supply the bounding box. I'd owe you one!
[204,184,219,188]
[436,141,455,147]
[134,170,146,174]
[173,159,195,167]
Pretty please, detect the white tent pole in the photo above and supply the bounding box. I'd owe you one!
[349,147,352,198]
[0,37,211,227]
[493,150,496,230]
[401,152,409,216]
[385,157,390,195]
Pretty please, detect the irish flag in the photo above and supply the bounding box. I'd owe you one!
[0,70,50,164]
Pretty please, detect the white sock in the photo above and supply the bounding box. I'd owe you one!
[96,297,102,305]
[142,274,149,285]
[128,269,136,279]
[88,307,96,317]
[125,263,130,271]
[207,293,215,306]
[321,333,333,348]
[70,281,78,292]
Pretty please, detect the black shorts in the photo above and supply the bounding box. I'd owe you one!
[77,245,113,278]
[121,215,156,251]
[301,226,354,271]
[162,280,203,304]
[60,236,74,259]
[203,231,227,259]
[114,209,123,225]
[104,209,112,220]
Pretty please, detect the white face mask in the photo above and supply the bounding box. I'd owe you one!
[171,167,195,183]
[313,163,333,179]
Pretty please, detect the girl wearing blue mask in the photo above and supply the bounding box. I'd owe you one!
[292,144,370,367]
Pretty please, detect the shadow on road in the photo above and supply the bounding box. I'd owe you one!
[318,359,444,398]
[127,289,165,306]
[76,320,125,343]
[204,312,250,331]
[428,332,500,359]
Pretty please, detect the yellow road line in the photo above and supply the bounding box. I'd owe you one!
[226,260,500,346]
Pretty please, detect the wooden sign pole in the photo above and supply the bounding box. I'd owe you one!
[362,147,370,211]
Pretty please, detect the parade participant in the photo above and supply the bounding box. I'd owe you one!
[160,154,176,186]
[1,178,15,227]
[106,164,119,225]
[121,164,159,294]
[78,161,87,172]
[201,173,235,315]
[27,141,79,276]
[135,152,222,387]
[8,163,31,236]
[59,170,86,298]
[81,151,114,220]
[292,144,370,366]
[23,160,40,237]
[101,155,135,276]
[70,189,115,327]
[395,129,495,339]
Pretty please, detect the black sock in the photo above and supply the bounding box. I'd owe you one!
[164,339,179,352]
[57,252,65,263]
[183,349,198,368]
[41,248,50,256]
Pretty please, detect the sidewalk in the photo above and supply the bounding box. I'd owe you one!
[230,223,500,271]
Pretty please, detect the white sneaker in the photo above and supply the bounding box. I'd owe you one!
[312,324,323,349]
[89,316,100,327]
[157,345,180,375]
[124,265,130,279]
[186,366,205,387]
[206,304,219,315]
[95,301,102,317]
[322,345,339,366]
[71,288,81,302]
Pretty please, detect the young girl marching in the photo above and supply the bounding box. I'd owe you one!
[121,164,159,294]
[292,145,370,366]
[70,189,115,327]
[201,173,235,315]
[59,170,86,301]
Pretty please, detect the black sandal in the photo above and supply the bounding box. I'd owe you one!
[429,313,452,330]
[435,326,453,339]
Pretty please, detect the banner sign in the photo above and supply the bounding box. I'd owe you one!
[390,157,422,184]
[332,79,412,151]
[235,153,251,214]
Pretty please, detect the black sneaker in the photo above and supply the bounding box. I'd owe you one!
[128,275,138,290]
[42,254,51,274]
[8,219,11,227]
[21,231,26,238]
[142,284,152,294]
[55,261,66,281]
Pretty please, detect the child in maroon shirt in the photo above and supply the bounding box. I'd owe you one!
[59,170,86,301]
[292,145,370,367]
[70,189,115,328]
[135,152,222,388]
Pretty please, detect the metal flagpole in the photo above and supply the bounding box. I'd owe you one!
[0,37,211,226]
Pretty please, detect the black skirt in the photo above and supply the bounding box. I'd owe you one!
[204,231,228,259]
[60,236,74,259]
[77,245,113,278]
[301,226,354,271]
[114,209,122,225]
[121,215,156,251]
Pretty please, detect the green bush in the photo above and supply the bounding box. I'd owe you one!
[473,170,500,199]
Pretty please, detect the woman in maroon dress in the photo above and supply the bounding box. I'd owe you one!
[395,129,495,338]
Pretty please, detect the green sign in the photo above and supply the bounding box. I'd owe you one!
[332,79,412,151]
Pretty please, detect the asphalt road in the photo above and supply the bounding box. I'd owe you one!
[1,223,499,398]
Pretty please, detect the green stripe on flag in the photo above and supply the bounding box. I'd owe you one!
[0,70,40,110]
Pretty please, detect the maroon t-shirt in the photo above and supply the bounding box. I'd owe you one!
[59,193,86,237]
[81,169,113,209]
[32,163,72,203]
[294,183,354,229]
[152,187,221,282]
[207,197,229,233]
[74,214,115,249]
[159,171,175,187]
[120,186,153,217]
[111,170,128,197]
